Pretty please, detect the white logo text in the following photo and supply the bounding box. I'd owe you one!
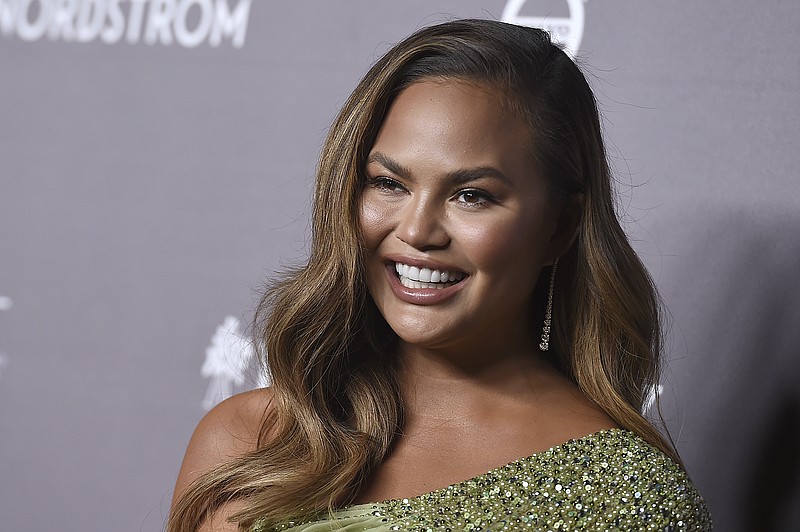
[502,0,585,57]
[0,0,252,48]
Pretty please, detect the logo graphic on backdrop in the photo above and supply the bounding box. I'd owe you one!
[0,0,252,48]
[501,0,585,57]
[0,296,12,384]
[201,315,270,410]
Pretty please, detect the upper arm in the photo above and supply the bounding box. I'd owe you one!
[170,388,276,530]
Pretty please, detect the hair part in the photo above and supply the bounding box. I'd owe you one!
[168,19,677,532]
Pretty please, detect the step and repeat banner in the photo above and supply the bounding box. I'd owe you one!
[1,1,798,530]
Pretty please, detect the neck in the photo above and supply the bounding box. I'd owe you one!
[396,337,558,428]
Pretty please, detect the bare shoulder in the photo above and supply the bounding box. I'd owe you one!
[171,388,276,507]
[534,363,619,442]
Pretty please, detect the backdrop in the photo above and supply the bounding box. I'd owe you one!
[1,1,798,531]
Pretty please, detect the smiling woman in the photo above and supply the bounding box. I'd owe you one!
[167,19,711,532]
[360,81,572,353]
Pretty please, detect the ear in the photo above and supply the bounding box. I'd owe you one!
[547,193,584,263]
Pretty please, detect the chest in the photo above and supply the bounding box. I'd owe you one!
[354,423,558,503]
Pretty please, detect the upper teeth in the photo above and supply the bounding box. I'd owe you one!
[394,262,465,283]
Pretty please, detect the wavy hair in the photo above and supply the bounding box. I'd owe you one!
[167,19,676,532]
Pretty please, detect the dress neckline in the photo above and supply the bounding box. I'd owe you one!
[262,427,711,531]
[358,427,630,507]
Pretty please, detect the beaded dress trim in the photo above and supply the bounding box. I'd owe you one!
[254,428,712,531]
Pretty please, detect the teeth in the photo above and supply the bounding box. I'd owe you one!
[418,268,430,282]
[393,262,465,286]
[400,277,451,289]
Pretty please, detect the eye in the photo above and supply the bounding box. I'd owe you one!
[454,189,492,207]
[367,176,406,194]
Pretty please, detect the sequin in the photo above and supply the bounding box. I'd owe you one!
[254,429,711,531]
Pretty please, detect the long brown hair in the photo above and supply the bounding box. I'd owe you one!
[168,19,675,531]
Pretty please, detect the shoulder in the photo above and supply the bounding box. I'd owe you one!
[171,388,276,506]
[566,429,713,529]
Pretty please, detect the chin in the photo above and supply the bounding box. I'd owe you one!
[387,314,479,353]
[383,315,445,347]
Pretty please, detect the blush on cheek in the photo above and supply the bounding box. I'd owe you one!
[460,223,517,254]
[359,199,391,247]
[459,220,549,267]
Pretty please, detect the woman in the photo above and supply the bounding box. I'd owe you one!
[168,19,711,531]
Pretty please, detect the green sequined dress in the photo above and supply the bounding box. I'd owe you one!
[254,429,711,531]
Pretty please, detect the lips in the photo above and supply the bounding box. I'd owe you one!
[394,261,466,289]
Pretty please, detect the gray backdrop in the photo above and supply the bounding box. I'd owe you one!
[1,1,798,531]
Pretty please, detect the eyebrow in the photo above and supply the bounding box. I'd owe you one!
[366,151,513,186]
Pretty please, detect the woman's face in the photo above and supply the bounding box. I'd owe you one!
[360,79,569,353]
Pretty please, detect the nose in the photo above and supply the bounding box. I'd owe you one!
[394,194,450,250]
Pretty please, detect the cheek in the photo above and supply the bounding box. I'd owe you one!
[358,197,390,251]
[455,215,551,269]
[463,226,522,265]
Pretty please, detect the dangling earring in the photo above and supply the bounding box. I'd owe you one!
[539,258,558,352]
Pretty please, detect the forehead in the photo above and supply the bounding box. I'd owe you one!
[383,78,524,132]
[369,80,535,175]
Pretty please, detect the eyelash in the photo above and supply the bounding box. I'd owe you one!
[454,189,493,208]
[366,176,495,208]
[367,176,405,193]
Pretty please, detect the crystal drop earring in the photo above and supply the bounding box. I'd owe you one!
[539,258,558,352]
